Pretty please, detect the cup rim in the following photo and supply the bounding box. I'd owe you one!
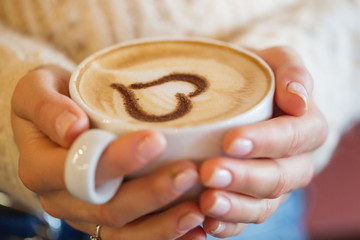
[69,37,275,134]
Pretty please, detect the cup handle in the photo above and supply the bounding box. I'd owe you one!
[65,129,122,204]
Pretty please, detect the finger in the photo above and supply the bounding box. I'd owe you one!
[11,65,89,147]
[67,202,205,240]
[101,161,199,227]
[203,218,247,239]
[40,161,199,227]
[95,130,166,185]
[15,118,166,192]
[223,103,328,158]
[13,114,69,192]
[200,189,288,223]
[257,46,313,116]
[200,154,313,199]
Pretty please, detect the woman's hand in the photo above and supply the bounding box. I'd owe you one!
[199,46,328,238]
[11,66,206,240]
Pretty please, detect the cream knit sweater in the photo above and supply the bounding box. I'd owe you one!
[1,0,359,212]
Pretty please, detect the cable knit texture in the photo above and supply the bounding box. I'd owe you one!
[0,0,359,212]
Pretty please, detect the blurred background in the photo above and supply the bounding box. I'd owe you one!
[306,121,360,240]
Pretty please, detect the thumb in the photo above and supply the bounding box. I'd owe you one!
[256,46,313,117]
[12,65,89,147]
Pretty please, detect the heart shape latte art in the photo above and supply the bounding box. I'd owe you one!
[110,73,209,122]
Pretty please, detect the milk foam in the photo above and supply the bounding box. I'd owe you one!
[77,41,271,128]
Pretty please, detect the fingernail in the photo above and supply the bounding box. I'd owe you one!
[174,168,199,193]
[287,82,309,110]
[226,138,253,156]
[55,111,77,140]
[137,133,166,162]
[207,194,231,216]
[178,212,204,231]
[204,168,232,188]
[210,221,226,235]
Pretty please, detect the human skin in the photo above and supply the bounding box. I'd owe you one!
[11,46,327,239]
[199,47,328,238]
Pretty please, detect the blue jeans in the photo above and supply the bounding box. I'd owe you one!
[207,190,309,240]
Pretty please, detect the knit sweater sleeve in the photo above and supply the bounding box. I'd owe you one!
[0,23,75,212]
[0,0,300,62]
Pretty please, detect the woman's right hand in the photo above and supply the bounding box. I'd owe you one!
[11,66,205,240]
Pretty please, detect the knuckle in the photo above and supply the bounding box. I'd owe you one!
[96,205,125,228]
[131,173,177,209]
[284,63,313,90]
[39,197,63,219]
[289,128,302,156]
[269,162,289,198]
[150,176,177,206]
[256,199,275,224]
[151,161,198,206]
[282,118,303,156]
[33,97,54,123]
[239,164,252,189]
[285,64,309,78]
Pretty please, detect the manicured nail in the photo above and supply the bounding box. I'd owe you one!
[55,111,77,140]
[204,168,232,188]
[174,168,199,193]
[178,212,204,231]
[287,82,309,110]
[137,133,166,162]
[208,194,231,216]
[210,221,226,235]
[226,138,253,156]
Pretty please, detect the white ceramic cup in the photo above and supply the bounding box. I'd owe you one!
[65,38,275,204]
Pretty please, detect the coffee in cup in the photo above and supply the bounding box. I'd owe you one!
[66,38,275,204]
[76,40,271,128]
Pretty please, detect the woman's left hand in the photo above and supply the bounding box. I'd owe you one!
[199,46,328,238]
